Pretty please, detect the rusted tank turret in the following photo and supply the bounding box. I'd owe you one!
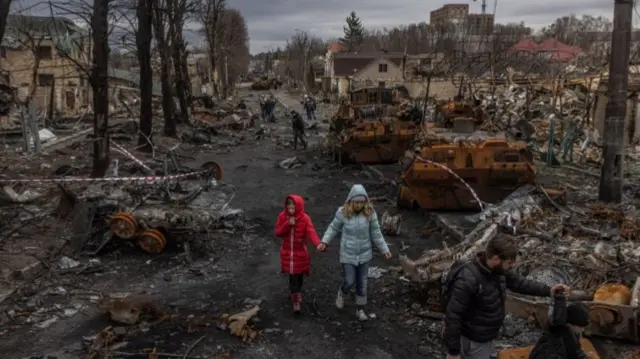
[397,120,536,211]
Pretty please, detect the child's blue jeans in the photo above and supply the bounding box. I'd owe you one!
[341,262,369,306]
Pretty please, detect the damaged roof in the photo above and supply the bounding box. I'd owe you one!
[108,68,162,97]
[333,52,404,77]
[1,15,87,55]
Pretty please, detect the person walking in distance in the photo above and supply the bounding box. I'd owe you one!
[303,95,316,121]
[290,110,307,149]
[266,94,277,122]
[317,184,392,321]
[443,235,569,359]
[275,195,324,314]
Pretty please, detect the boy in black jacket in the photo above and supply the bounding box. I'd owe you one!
[529,293,590,359]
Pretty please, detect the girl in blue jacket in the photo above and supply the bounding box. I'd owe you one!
[318,184,392,321]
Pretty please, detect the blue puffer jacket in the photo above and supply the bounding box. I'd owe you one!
[321,184,390,265]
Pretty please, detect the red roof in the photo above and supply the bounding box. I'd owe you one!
[510,38,582,62]
[510,39,538,52]
[328,43,344,53]
[510,38,582,54]
[537,39,582,54]
[548,51,576,62]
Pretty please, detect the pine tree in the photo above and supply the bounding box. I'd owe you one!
[339,11,364,52]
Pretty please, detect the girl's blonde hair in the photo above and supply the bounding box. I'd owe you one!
[342,199,373,219]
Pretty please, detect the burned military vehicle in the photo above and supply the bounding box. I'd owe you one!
[397,102,536,211]
[326,86,423,164]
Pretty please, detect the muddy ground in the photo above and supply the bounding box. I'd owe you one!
[0,88,441,359]
[0,88,633,358]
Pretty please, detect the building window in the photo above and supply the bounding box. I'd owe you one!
[0,46,6,58]
[38,74,54,86]
[378,63,388,72]
[36,46,52,60]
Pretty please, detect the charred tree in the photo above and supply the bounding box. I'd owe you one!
[153,0,176,136]
[167,0,189,122]
[136,0,154,150]
[90,0,110,177]
[180,44,192,103]
[0,0,10,43]
[201,0,225,99]
[217,9,249,97]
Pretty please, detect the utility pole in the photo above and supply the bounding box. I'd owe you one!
[599,0,633,203]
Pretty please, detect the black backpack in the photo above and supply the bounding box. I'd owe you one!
[441,260,470,311]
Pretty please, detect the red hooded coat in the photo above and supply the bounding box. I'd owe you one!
[275,195,321,274]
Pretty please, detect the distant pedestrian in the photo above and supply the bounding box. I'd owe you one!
[303,95,316,121]
[266,95,277,122]
[318,184,392,321]
[443,235,569,359]
[275,195,324,314]
[290,109,307,149]
[529,293,589,359]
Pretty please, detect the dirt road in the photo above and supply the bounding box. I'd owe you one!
[0,89,436,359]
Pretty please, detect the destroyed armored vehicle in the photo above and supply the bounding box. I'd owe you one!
[397,118,536,211]
[326,86,423,164]
[94,161,228,254]
[434,100,485,129]
[251,77,282,91]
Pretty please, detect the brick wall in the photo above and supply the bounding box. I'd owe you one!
[0,38,90,113]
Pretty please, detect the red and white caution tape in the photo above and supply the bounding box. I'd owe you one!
[111,141,152,172]
[0,170,208,185]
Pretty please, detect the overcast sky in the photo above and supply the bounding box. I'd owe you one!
[228,0,615,54]
[13,0,618,54]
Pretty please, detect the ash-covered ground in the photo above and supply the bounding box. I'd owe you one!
[0,87,633,358]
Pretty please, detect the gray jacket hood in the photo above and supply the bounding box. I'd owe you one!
[346,184,368,201]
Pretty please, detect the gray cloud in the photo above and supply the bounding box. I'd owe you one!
[229,0,614,53]
[12,0,617,54]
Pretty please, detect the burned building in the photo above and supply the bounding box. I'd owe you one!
[430,3,494,35]
[0,15,91,114]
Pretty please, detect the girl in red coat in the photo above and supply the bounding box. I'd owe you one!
[275,194,323,313]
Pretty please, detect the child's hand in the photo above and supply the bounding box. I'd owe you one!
[384,252,392,259]
[317,243,326,251]
[288,217,296,225]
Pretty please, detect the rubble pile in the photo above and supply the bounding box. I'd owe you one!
[514,201,640,289]
[470,84,602,166]
[0,129,240,256]
[400,183,640,289]
[398,175,640,347]
[192,99,258,131]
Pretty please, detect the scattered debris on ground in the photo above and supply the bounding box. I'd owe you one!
[2,82,640,359]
